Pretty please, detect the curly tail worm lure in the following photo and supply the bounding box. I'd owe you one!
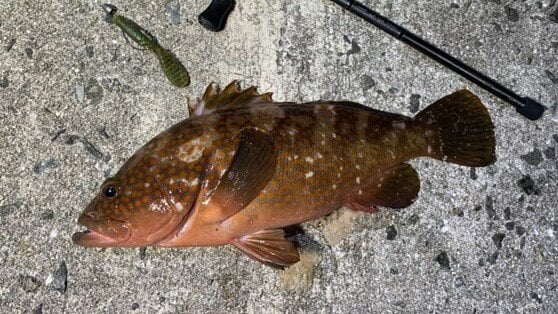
[102,4,190,88]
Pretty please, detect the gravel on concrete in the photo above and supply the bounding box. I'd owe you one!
[1,0,557,312]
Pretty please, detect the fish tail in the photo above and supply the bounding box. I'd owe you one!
[414,90,496,166]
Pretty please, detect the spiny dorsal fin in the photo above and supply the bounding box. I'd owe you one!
[188,81,274,116]
[233,229,300,268]
[347,163,420,211]
[208,127,277,221]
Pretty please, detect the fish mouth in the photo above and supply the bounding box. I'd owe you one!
[72,213,131,247]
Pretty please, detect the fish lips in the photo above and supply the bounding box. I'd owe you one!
[72,213,131,247]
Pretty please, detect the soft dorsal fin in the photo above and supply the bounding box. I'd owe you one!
[207,127,277,221]
[188,81,273,116]
[233,229,300,268]
[347,163,420,211]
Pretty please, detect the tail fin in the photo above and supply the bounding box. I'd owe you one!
[414,90,496,167]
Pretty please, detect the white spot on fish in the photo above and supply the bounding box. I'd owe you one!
[294,155,299,160]
[150,199,169,213]
[178,137,205,163]
[220,169,227,177]
[175,202,184,212]
[337,173,341,178]
[305,171,314,178]
[357,152,363,158]
[331,133,337,138]
[339,166,344,171]
[305,157,314,164]
[316,153,323,159]
[355,164,361,170]
[320,132,326,138]
[427,145,432,154]
[287,156,292,161]
[320,140,326,146]
[332,184,337,189]
[169,178,175,185]
[144,183,150,188]
[287,128,297,136]
[356,177,361,184]
[190,178,199,186]
[358,189,363,195]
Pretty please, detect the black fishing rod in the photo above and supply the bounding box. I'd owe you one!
[329,0,545,121]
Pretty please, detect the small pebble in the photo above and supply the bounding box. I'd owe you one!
[520,149,543,166]
[503,207,511,220]
[487,251,499,265]
[409,94,421,113]
[485,196,497,220]
[33,159,61,174]
[545,70,558,84]
[435,251,450,270]
[19,274,40,293]
[360,75,376,90]
[469,167,478,180]
[75,85,85,103]
[33,303,43,314]
[492,233,505,249]
[25,48,33,59]
[530,292,543,304]
[517,176,535,195]
[85,45,94,58]
[0,202,21,217]
[505,222,515,231]
[131,302,140,310]
[165,0,181,25]
[516,225,527,236]
[543,147,555,159]
[6,38,16,52]
[551,7,558,23]
[53,262,67,293]
[407,214,419,225]
[505,6,520,22]
[41,210,54,220]
[386,225,397,240]
[0,76,8,88]
[455,276,465,288]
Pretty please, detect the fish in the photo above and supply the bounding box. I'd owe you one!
[72,81,496,268]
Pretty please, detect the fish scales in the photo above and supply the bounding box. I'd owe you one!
[73,82,495,268]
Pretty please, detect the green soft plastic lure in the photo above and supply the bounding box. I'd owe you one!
[102,4,190,88]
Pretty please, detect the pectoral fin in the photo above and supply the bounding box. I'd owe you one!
[188,81,273,116]
[209,128,277,220]
[233,229,300,268]
[347,163,420,211]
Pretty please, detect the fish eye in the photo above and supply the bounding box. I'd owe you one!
[103,185,117,198]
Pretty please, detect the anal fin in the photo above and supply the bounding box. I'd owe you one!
[233,229,300,268]
[347,163,420,211]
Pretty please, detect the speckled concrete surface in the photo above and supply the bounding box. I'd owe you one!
[1,0,557,312]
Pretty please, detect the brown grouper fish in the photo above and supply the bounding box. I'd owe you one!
[73,81,495,267]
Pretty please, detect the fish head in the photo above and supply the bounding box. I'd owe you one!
[72,169,185,247]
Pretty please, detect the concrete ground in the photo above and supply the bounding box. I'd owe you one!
[1,0,557,312]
